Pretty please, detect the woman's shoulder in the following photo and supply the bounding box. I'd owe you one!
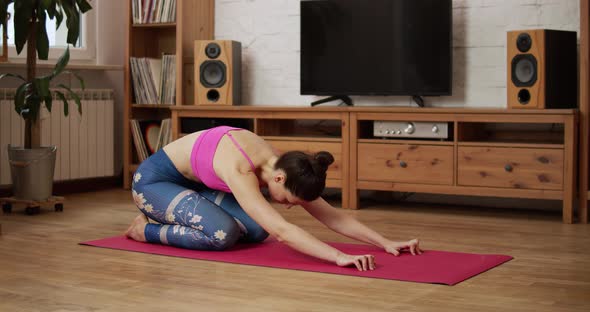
[220,129,274,166]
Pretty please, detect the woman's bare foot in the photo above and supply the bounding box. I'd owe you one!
[125,214,149,242]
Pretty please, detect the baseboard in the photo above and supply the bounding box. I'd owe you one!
[0,176,123,198]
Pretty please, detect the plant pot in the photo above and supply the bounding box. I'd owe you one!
[7,145,57,201]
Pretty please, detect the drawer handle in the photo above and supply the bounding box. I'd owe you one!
[504,164,513,172]
[400,161,408,168]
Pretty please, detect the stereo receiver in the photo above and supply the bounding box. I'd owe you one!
[373,121,449,139]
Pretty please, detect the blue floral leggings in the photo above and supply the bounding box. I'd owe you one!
[131,149,268,251]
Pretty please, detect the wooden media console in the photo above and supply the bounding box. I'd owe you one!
[170,106,578,223]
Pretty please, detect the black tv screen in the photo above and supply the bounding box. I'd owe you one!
[301,0,452,96]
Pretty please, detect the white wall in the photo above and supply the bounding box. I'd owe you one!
[95,0,126,177]
[216,0,580,107]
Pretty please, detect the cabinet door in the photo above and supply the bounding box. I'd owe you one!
[458,147,564,190]
[266,140,342,180]
[358,143,454,185]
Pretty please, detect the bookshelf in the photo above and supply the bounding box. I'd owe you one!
[123,0,214,189]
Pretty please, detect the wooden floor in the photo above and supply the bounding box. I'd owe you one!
[0,189,589,312]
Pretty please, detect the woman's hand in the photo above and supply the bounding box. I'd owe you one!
[384,239,423,256]
[336,252,376,271]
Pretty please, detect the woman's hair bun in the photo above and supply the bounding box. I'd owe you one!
[314,151,335,171]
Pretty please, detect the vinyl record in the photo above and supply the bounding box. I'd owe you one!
[143,123,161,154]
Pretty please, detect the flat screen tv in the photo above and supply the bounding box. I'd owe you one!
[301,0,452,105]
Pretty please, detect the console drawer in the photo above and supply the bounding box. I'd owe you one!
[358,143,453,185]
[265,140,342,180]
[458,147,563,190]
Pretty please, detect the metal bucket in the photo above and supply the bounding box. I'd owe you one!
[7,145,57,201]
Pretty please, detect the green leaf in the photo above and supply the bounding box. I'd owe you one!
[46,0,56,18]
[44,93,52,113]
[57,84,81,116]
[18,107,31,118]
[0,0,14,24]
[52,46,70,77]
[14,82,29,116]
[36,13,50,60]
[63,96,69,116]
[39,0,51,10]
[60,1,80,45]
[0,73,26,82]
[0,0,6,18]
[63,70,85,90]
[75,0,92,13]
[55,90,68,115]
[34,76,51,98]
[55,6,63,29]
[66,13,80,45]
[14,0,34,54]
[24,92,41,121]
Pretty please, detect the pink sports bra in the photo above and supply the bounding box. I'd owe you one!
[190,126,256,193]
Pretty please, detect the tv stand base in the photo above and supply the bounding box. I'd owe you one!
[311,95,353,107]
[412,95,425,107]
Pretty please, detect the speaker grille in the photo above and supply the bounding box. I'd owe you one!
[200,61,227,88]
[511,54,537,87]
[516,33,532,53]
[205,43,221,59]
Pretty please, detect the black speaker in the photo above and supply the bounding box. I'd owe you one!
[507,29,577,109]
[194,40,242,106]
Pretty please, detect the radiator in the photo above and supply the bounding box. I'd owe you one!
[0,88,115,185]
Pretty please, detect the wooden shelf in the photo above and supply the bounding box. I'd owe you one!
[358,138,453,146]
[132,104,174,109]
[351,107,578,115]
[170,105,578,115]
[132,22,176,28]
[458,142,564,149]
[261,136,342,143]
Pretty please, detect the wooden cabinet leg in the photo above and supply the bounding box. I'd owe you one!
[563,197,574,224]
[340,188,349,209]
[349,189,360,210]
[563,117,576,223]
[581,196,588,224]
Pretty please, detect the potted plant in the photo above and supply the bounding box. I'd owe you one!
[0,0,92,201]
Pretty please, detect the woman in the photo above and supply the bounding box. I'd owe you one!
[125,126,422,271]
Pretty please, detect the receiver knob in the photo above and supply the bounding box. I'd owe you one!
[404,123,415,134]
[432,125,439,133]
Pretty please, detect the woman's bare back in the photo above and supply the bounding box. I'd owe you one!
[162,129,276,184]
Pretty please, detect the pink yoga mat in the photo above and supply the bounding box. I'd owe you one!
[80,236,512,285]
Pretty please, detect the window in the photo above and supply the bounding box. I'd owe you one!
[5,3,96,61]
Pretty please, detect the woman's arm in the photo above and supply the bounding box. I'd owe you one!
[302,198,423,256]
[302,197,389,247]
[225,172,375,270]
